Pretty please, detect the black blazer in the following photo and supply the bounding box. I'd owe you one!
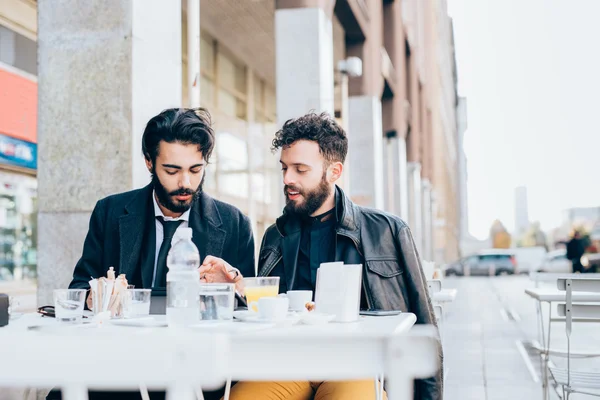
[69,184,256,289]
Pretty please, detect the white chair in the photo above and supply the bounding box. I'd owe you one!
[552,278,600,399]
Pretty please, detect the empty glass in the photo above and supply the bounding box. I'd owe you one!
[123,289,151,318]
[53,289,86,324]
[198,283,235,322]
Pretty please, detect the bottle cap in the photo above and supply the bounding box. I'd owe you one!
[176,227,193,240]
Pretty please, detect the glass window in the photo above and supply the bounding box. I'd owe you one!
[216,132,248,198]
[217,52,246,94]
[0,25,37,76]
[218,89,246,120]
[253,76,265,122]
[201,76,215,107]
[0,173,37,281]
[265,87,277,122]
[201,36,214,77]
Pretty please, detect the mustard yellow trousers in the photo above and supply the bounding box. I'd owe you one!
[224,380,387,400]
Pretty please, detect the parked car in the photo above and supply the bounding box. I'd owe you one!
[513,246,547,274]
[537,249,600,273]
[537,249,570,273]
[444,249,517,276]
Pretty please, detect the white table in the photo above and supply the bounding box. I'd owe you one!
[525,288,600,400]
[432,289,457,304]
[0,313,439,400]
[529,272,600,288]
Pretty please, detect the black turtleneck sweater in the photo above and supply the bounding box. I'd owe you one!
[295,208,337,291]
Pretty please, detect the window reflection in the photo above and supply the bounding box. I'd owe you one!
[0,174,37,281]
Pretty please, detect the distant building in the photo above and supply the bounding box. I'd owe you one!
[563,207,600,231]
[514,186,530,236]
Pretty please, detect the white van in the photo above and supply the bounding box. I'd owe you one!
[512,246,547,274]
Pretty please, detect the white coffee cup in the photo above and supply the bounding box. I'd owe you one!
[250,297,289,321]
[286,290,313,312]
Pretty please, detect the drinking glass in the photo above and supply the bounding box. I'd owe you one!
[53,289,86,324]
[123,289,151,318]
[242,277,280,309]
[198,283,235,321]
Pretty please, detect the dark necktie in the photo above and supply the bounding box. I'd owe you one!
[154,218,184,288]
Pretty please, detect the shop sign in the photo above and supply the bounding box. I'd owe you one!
[0,134,36,170]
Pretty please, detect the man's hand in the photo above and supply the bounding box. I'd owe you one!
[199,256,244,293]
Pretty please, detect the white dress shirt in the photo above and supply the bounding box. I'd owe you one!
[151,191,191,287]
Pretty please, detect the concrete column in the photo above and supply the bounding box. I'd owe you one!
[187,0,201,107]
[384,135,409,220]
[407,162,423,254]
[383,137,396,215]
[422,178,433,261]
[395,136,410,221]
[37,0,182,305]
[348,96,384,210]
[275,6,334,123]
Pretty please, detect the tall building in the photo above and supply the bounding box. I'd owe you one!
[428,0,462,264]
[515,186,530,235]
[3,0,463,301]
[456,97,468,256]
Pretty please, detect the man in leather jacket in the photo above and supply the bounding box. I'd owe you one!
[203,112,443,400]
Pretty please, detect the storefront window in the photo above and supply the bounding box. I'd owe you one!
[0,171,37,281]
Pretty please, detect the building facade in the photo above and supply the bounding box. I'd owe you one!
[3,0,463,302]
[0,0,38,282]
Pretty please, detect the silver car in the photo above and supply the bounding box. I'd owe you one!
[445,250,517,276]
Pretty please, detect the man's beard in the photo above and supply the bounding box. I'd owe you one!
[284,172,331,217]
[152,170,204,214]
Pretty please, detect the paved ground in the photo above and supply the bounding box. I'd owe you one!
[442,275,600,400]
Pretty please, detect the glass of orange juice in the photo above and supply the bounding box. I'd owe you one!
[243,277,280,310]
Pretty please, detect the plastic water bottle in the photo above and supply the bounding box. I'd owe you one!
[166,227,200,327]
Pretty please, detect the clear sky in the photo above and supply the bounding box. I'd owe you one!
[447,0,600,239]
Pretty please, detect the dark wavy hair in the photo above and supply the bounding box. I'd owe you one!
[142,108,215,164]
[271,112,348,164]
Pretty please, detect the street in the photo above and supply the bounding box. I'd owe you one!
[443,275,600,399]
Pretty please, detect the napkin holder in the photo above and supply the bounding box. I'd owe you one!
[315,262,362,323]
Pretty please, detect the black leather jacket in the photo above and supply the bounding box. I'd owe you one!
[257,186,443,400]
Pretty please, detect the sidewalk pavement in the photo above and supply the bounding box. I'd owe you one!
[442,275,600,400]
[442,276,542,400]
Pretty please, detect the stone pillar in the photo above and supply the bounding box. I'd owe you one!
[37,0,182,305]
[383,137,396,214]
[407,162,423,254]
[275,4,334,123]
[186,0,201,107]
[348,97,384,209]
[384,135,409,220]
[395,136,410,221]
[422,178,433,261]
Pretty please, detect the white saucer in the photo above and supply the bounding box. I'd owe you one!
[110,317,167,328]
[233,310,300,325]
[299,312,336,325]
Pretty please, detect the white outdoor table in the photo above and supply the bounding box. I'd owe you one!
[432,289,457,304]
[0,314,228,400]
[525,288,600,400]
[529,272,600,288]
[0,313,439,400]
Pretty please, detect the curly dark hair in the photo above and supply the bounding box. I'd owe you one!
[271,112,348,164]
[142,107,215,164]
